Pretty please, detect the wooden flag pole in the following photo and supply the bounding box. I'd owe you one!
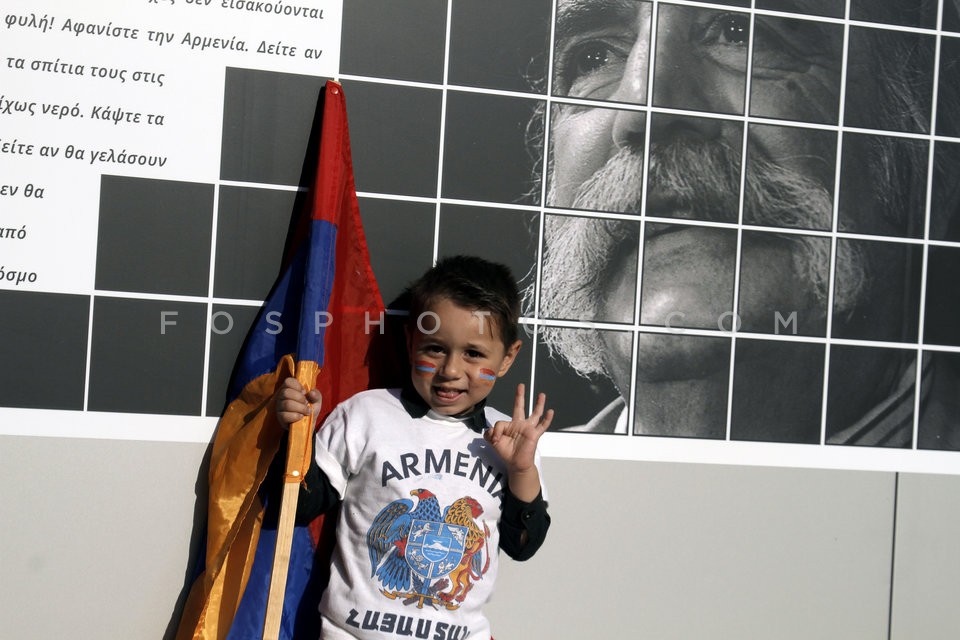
[262,473,302,639]
[263,364,320,640]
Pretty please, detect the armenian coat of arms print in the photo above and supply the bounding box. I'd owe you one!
[366,488,491,609]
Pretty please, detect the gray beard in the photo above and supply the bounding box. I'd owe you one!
[536,142,866,378]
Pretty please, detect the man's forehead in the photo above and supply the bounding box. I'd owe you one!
[555,0,843,61]
[555,0,646,36]
[557,0,843,21]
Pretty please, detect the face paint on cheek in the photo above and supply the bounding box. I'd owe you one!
[414,360,437,376]
[478,368,497,383]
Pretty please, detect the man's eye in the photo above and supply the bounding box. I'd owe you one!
[572,42,614,75]
[699,12,750,47]
[555,37,630,99]
[716,14,749,46]
[699,13,815,75]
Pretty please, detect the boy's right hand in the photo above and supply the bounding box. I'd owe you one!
[275,377,321,429]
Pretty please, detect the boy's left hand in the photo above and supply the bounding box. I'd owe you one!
[484,383,553,474]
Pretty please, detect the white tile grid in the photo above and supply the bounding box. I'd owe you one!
[69,1,958,454]
[337,0,960,451]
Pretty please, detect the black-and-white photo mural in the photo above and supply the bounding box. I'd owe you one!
[348,0,960,466]
[533,0,960,451]
[1,0,957,472]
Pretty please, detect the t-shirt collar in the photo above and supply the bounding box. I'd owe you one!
[400,384,488,433]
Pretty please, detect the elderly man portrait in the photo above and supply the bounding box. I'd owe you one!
[533,0,960,447]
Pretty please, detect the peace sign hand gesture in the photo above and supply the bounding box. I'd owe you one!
[484,384,553,502]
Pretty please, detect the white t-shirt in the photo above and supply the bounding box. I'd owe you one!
[314,388,545,640]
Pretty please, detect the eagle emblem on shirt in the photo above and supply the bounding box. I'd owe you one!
[366,488,491,610]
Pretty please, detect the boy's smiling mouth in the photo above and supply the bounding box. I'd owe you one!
[433,386,464,401]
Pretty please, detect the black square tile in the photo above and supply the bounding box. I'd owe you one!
[844,27,934,134]
[437,204,539,289]
[95,176,213,296]
[744,125,836,231]
[850,0,937,28]
[838,133,928,239]
[341,80,443,198]
[206,304,261,416]
[340,0,447,84]
[946,1,960,32]
[358,197,435,307]
[936,37,960,138]
[930,142,960,242]
[749,17,843,124]
[917,351,960,451]
[441,90,544,205]
[214,186,297,301]
[689,0,750,6]
[220,67,328,186]
[88,297,206,415]
[825,345,915,447]
[923,245,960,347]
[533,327,625,431]
[731,339,825,444]
[832,239,924,343]
[0,291,89,410]
[755,0,844,18]
[449,0,552,92]
[738,230,829,336]
[831,239,923,343]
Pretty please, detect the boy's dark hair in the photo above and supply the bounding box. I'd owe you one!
[406,255,521,348]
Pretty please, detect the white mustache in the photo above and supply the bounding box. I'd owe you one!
[567,142,832,231]
[542,140,868,330]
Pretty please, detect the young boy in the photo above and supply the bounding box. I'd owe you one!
[276,255,552,639]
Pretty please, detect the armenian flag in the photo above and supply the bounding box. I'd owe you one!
[175,81,384,640]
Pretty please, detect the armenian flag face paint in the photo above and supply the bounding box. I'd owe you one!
[478,368,497,383]
[415,360,438,376]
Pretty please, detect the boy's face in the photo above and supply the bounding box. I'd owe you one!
[406,297,521,416]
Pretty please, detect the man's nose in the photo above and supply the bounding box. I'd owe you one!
[611,77,724,151]
[611,105,648,151]
[652,7,715,112]
[610,8,653,150]
[613,7,727,149]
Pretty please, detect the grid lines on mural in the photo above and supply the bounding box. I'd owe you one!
[338,0,960,450]
[86,172,296,417]
[17,0,954,450]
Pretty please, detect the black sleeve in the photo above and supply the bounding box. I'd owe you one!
[263,436,339,525]
[294,456,340,524]
[498,487,551,561]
